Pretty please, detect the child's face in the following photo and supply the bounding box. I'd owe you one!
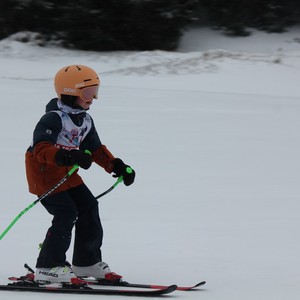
[75,97,93,110]
[75,85,99,110]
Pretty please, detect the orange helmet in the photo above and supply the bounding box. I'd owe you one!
[54,65,100,99]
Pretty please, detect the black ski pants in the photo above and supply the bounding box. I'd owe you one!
[36,184,103,268]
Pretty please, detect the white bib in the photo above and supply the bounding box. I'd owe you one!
[53,111,92,150]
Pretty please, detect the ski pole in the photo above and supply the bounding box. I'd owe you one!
[0,164,80,241]
[96,167,133,200]
[0,163,131,240]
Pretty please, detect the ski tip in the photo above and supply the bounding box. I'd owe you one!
[176,281,206,291]
[166,284,178,293]
[195,281,206,287]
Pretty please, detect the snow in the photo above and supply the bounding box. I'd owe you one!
[0,27,300,299]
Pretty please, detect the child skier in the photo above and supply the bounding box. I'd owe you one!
[25,65,135,283]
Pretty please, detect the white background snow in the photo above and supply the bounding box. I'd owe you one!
[0,26,300,299]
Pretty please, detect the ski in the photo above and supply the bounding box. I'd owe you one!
[81,278,206,291]
[8,263,205,294]
[0,281,177,296]
[9,274,206,292]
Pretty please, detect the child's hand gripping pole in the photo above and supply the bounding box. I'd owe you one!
[96,167,133,200]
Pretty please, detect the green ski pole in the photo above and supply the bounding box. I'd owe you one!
[95,167,133,200]
[0,164,79,241]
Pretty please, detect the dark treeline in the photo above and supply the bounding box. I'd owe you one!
[200,0,300,36]
[0,0,299,51]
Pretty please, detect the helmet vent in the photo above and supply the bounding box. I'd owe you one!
[64,66,82,72]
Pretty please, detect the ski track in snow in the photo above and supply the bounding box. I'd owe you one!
[1,36,300,78]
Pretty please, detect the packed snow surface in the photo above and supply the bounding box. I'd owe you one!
[0,27,300,299]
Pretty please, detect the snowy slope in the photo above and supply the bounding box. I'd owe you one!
[0,27,300,299]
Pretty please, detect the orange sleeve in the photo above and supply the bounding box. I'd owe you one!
[92,145,115,173]
[33,142,59,164]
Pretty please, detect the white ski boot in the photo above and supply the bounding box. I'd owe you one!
[35,266,77,283]
[73,262,122,281]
